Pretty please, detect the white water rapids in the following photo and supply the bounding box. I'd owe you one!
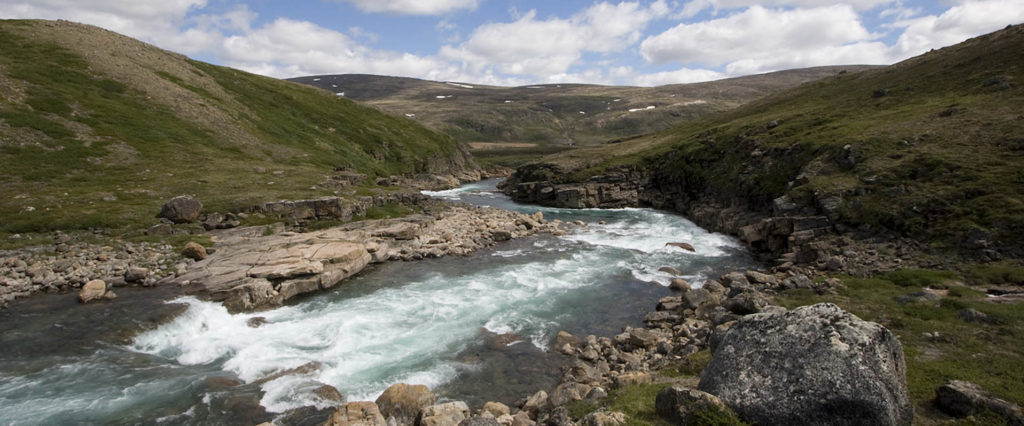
[0,179,754,424]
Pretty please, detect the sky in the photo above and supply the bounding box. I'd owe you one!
[1,0,1023,87]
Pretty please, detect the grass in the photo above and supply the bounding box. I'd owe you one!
[774,269,1024,422]
[0,20,465,246]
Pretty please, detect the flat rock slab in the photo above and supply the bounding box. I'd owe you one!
[168,206,562,312]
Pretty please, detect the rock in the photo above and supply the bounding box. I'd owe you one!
[723,292,768,315]
[612,372,652,388]
[542,407,572,426]
[935,380,1024,424]
[315,384,346,403]
[522,391,548,419]
[458,416,501,426]
[247,317,268,328]
[682,288,711,310]
[124,266,149,283]
[958,308,997,324]
[580,411,626,426]
[655,385,730,425]
[665,242,695,252]
[159,195,203,223]
[325,401,388,426]
[628,328,658,348]
[78,280,108,303]
[744,271,778,286]
[482,402,510,418]
[669,278,691,292]
[418,401,470,426]
[698,303,912,426]
[510,412,535,426]
[555,331,579,349]
[548,383,590,407]
[181,242,207,261]
[703,280,726,295]
[586,387,608,400]
[895,291,940,304]
[658,266,682,276]
[376,383,436,426]
[373,222,421,240]
[490,230,512,242]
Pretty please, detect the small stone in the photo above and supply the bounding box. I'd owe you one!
[181,242,207,261]
[669,278,691,291]
[658,266,682,276]
[124,267,149,283]
[78,280,108,303]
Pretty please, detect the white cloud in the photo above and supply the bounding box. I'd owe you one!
[888,0,1024,58]
[678,0,896,17]
[333,0,481,15]
[441,1,669,80]
[642,5,878,67]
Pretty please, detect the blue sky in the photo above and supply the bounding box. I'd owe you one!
[2,0,1023,86]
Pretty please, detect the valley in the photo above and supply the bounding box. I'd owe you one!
[0,17,1022,426]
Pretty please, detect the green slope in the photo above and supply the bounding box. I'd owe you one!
[522,24,1024,254]
[0,20,470,237]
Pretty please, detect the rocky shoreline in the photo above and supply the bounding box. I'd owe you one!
[499,165,940,278]
[313,266,1022,426]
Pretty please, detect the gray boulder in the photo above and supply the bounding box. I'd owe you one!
[698,303,912,425]
[935,380,1023,424]
[159,195,203,223]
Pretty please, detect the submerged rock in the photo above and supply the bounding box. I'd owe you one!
[698,303,913,425]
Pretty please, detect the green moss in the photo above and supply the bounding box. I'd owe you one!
[660,350,711,378]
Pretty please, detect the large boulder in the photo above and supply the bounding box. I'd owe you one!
[325,401,387,426]
[159,195,203,223]
[698,303,912,425]
[375,383,436,426]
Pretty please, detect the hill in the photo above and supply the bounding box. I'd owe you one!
[289,67,877,165]
[0,20,473,240]
[503,24,1024,260]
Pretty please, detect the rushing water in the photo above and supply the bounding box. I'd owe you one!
[0,179,755,425]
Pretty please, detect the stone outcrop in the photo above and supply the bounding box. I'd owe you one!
[169,205,561,312]
[697,303,913,426]
[159,195,203,223]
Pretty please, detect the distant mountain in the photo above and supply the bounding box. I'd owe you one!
[0,20,472,236]
[289,66,879,150]
[504,24,1024,255]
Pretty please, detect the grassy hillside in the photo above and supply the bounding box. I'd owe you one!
[0,20,470,239]
[522,24,1024,254]
[289,67,876,166]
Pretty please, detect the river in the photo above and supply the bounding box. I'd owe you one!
[0,179,755,424]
